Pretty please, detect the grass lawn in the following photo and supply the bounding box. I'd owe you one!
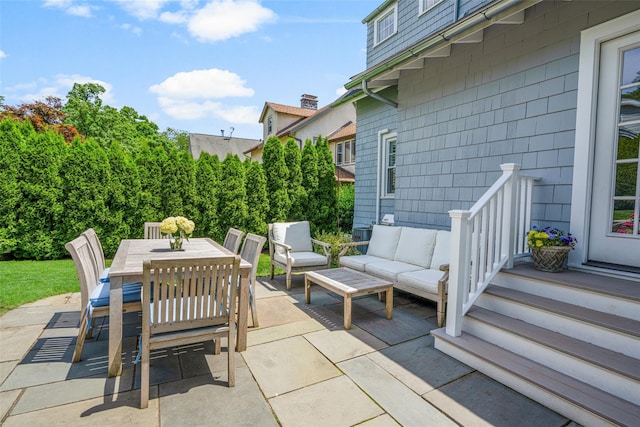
[0,253,283,316]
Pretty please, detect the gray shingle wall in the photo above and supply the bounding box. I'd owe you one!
[394,0,640,230]
[353,87,398,228]
[356,0,639,231]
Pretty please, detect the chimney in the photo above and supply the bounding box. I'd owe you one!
[300,94,318,110]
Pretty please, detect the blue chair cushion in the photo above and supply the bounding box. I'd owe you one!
[89,281,142,307]
[99,268,111,284]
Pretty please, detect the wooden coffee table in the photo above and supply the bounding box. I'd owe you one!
[304,267,393,329]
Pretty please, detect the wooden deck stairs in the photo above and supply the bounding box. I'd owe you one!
[432,263,640,427]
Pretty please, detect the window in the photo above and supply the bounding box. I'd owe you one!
[419,0,444,15]
[267,116,273,134]
[336,140,356,166]
[375,4,397,45]
[382,134,397,196]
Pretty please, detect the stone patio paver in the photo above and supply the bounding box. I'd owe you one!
[358,414,402,426]
[423,372,569,427]
[338,355,458,426]
[241,335,341,398]
[269,375,383,427]
[367,335,474,395]
[303,326,388,363]
[247,318,325,347]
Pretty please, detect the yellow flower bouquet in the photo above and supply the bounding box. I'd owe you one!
[160,216,195,250]
[526,226,576,272]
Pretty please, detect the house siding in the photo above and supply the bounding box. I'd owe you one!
[353,87,398,228]
[355,0,640,231]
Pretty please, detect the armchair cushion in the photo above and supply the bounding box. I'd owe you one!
[367,225,401,259]
[274,251,329,268]
[365,260,423,282]
[271,221,313,256]
[397,269,445,295]
[339,254,383,271]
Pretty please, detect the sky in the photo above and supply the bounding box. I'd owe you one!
[0,0,379,140]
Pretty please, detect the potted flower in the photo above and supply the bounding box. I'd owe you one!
[160,216,195,251]
[527,226,576,272]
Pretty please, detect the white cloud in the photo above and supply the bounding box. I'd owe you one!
[159,10,188,24]
[150,69,254,99]
[119,23,143,35]
[43,0,97,17]
[4,74,115,105]
[108,0,171,20]
[150,68,258,124]
[0,50,6,59]
[188,0,276,42]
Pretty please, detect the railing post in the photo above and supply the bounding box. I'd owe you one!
[446,209,471,337]
[500,163,520,269]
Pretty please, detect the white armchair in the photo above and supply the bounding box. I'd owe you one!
[269,221,331,290]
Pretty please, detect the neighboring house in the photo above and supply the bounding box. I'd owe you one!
[188,132,260,161]
[247,94,357,182]
[339,0,640,425]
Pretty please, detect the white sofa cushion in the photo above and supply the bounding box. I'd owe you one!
[397,269,446,295]
[367,225,402,259]
[430,231,451,270]
[365,260,423,282]
[274,251,327,268]
[394,227,438,268]
[272,221,313,256]
[339,255,385,271]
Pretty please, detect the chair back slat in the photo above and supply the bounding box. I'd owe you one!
[143,256,240,335]
[144,222,165,239]
[223,228,245,254]
[65,235,100,309]
[240,233,267,283]
[82,228,106,272]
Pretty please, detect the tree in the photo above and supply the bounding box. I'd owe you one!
[315,136,338,232]
[58,138,111,248]
[284,138,306,221]
[217,155,247,242]
[195,152,219,238]
[0,96,79,143]
[301,139,319,227]
[245,160,269,236]
[136,144,166,228]
[63,83,105,138]
[103,141,141,255]
[0,119,28,257]
[262,136,289,222]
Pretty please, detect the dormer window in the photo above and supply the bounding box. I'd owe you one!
[374,4,397,46]
[267,116,273,134]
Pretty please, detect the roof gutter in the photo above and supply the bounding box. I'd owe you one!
[362,80,398,108]
[346,0,536,90]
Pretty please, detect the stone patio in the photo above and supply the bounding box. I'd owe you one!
[0,274,579,426]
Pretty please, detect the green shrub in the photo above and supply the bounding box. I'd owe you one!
[313,231,361,267]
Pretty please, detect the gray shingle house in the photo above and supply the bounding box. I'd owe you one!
[338,1,640,424]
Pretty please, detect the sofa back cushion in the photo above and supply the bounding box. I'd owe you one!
[430,231,451,270]
[271,221,313,255]
[367,225,402,259]
[394,227,438,268]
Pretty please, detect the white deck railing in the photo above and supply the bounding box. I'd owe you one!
[446,163,538,337]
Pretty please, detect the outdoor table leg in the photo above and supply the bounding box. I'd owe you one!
[108,276,123,377]
[344,295,352,329]
[236,269,250,351]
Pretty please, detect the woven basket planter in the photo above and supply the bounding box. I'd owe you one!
[531,246,571,272]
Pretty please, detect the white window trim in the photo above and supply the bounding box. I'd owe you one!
[419,0,445,16]
[336,142,344,165]
[374,3,397,47]
[570,9,640,268]
[380,131,397,199]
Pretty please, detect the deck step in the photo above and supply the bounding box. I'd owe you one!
[467,306,640,382]
[432,329,640,427]
[484,285,640,338]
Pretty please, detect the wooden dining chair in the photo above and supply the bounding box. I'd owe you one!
[82,228,110,284]
[139,255,241,408]
[239,233,267,327]
[223,228,245,254]
[65,235,142,362]
[144,222,166,239]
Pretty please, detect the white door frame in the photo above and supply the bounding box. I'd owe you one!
[570,9,640,268]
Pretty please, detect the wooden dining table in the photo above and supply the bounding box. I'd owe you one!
[107,237,252,377]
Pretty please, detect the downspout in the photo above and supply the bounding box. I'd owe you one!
[376,129,389,225]
[362,80,398,108]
